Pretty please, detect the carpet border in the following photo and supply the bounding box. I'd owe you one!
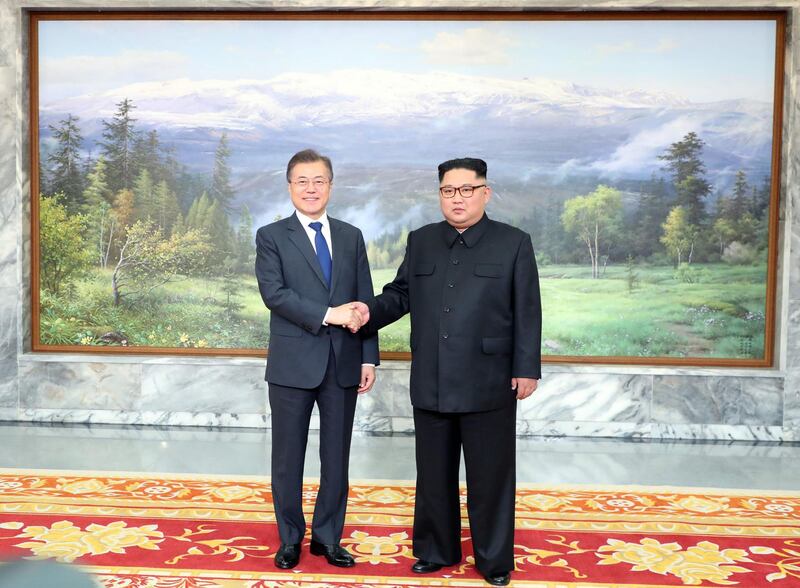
[81,564,716,588]
[1,467,800,497]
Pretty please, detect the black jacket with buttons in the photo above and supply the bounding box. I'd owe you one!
[367,214,541,412]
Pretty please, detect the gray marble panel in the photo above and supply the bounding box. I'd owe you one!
[0,359,18,409]
[0,40,9,68]
[0,287,17,360]
[652,376,783,426]
[787,304,800,369]
[140,363,266,413]
[790,223,800,300]
[0,211,17,288]
[519,373,651,423]
[784,367,800,429]
[19,361,142,411]
[516,420,652,439]
[376,366,412,418]
[18,408,267,429]
[354,381,393,433]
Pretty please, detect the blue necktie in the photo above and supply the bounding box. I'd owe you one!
[309,221,332,288]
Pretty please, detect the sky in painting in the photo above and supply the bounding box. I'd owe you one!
[39,18,776,104]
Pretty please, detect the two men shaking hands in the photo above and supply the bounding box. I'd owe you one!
[326,302,370,334]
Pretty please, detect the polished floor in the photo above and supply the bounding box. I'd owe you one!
[1,422,799,490]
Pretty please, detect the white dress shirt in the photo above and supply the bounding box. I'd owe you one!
[295,210,333,259]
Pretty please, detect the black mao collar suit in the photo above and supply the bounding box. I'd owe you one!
[366,212,542,578]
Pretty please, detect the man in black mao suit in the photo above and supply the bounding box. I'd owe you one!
[355,158,541,586]
[255,149,380,570]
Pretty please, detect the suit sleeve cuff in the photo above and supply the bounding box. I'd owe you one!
[322,307,332,326]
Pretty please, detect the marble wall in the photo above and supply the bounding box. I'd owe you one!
[1,0,799,441]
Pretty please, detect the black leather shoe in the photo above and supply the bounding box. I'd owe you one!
[275,543,300,569]
[412,559,443,574]
[484,572,511,586]
[309,540,355,567]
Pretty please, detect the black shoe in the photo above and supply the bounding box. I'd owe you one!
[275,543,301,569]
[309,540,355,568]
[484,572,511,586]
[412,559,443,574]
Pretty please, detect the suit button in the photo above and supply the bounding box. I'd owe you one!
[444,307,451,313]
[452,259,459,265]
[459,238,465,244]
[448,282,454,288]
[442,333,449,339]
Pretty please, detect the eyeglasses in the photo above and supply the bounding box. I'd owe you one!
[291,177,330,190]
[439,184,486,199]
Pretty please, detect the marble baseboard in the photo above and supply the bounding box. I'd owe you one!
[650,424,789,442]
[0,408,18,421]
[1,408,796,441]
[391,416,415,434]
[519,421,793,441]
[16,409,269,429]
[516,420,652,438]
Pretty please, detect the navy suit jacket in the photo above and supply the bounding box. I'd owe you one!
[256,212,380,389]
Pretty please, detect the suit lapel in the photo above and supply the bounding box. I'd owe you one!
[287,213,329,289]
[328,218,343,295]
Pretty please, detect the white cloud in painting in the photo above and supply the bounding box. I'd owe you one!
[42,70,693,132]
[41,50,188,85]
[420,28,515,65]
[589,115,703,176]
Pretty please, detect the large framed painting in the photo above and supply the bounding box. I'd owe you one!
[30,10,786,366]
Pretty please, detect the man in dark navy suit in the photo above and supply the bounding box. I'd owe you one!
[255,149,379,570]
[354,157,542,586]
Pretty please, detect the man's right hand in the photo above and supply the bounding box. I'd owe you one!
[327,303,365,332]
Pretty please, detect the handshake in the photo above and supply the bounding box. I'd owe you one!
[327,302,371,333]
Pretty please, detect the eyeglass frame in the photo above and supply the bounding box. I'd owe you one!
[290,177,331,190]
[439,184,487,199]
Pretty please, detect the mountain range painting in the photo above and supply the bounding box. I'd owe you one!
[33,14,782,363]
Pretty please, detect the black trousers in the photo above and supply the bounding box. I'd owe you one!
[268,349,358,545]
[412,403,517,577]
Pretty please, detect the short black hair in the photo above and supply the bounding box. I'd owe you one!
[438,157,487,182]
[286,149,333,182]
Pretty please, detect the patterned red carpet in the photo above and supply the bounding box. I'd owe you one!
[0,469,799,586]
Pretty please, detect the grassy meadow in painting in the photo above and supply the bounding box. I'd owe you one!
[35,17,778,359]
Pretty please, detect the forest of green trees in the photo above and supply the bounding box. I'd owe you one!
[39,99,255,347]
[38,98,771,357]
